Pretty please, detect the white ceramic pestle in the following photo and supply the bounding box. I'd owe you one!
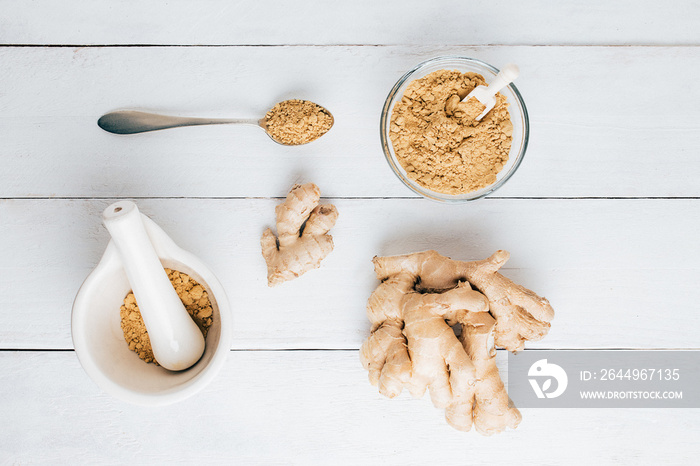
[463,63,520,121]
[102,201,205,371]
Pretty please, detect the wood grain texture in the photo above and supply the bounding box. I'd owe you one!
[0,351,697,465]
[1,46,699,198]
[2,198,698,350]
[1,0,699,46]
[1,2,699,462]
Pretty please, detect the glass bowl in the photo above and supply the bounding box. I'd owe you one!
[380,56,529,202]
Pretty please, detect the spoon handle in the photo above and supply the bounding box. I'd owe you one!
[98,110,259,134]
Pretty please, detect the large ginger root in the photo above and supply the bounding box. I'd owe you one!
[372,249,554,352]
[360,249,553,434]
[261,183,338,286]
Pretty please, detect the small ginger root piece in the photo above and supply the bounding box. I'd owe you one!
[261,183,338,286]
[361,249,553,434]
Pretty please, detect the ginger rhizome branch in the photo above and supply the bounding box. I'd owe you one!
[261,183,338,286]
[360,249,554,435]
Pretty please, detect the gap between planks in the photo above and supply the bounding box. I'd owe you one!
[1,348,697,352]
[3,197,700,201]
[3,44,700,48]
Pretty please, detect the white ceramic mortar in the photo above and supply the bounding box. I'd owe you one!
[71,209,232,406]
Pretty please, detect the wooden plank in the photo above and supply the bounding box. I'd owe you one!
[0,350,697,464]
[1,198,698,350]
[1,46,699,198]
[2,0,699,46]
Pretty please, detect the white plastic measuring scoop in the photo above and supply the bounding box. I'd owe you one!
[463,63,520,121]
[102,201,205,371]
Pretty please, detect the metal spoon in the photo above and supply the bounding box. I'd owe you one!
[97,100,334,145]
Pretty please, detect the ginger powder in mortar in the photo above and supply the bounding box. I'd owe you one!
[389,70,513,195]
[120,268,213,365]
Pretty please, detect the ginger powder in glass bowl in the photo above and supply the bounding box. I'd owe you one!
[380,56,529,202]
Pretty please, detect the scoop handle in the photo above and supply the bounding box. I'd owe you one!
[485,64,520,99]
[102,201,205,371]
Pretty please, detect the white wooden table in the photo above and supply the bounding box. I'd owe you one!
[2,1,699,464]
